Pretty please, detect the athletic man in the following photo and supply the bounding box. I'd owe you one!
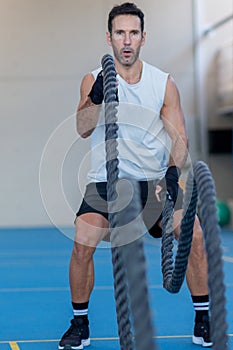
[59,3,212,349]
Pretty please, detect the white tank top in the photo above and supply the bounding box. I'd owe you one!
[87,61,170,183]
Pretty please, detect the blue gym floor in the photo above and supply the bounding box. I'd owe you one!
[0,227,232,350]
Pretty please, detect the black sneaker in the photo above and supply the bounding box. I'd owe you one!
[192,317,213,348]
[58,318,90,349]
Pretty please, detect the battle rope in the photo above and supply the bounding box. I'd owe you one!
[102,54,156,350]
[161,165,198,293]
[102,54,133,350]
[195,161,228,350]
[162,161,228,349]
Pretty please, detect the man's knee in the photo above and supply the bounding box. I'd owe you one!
[74,213,109,247]
[72,240,95,264]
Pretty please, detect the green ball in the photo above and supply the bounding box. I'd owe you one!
[216,200,231,227]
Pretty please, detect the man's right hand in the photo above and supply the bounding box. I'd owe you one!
[88,71,104,105]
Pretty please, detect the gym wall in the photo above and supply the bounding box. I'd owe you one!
[0,0,230,227]
[194,0,233,205]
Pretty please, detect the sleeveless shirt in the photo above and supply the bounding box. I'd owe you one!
[87,61,170,183]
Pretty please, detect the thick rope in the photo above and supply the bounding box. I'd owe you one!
[123,236,156,350]
[102,54,133,350]
[102,54,156,350]
[116,180,156,350]
[162,168,198,293]
[161,161,228,349]
[194,161,228,350]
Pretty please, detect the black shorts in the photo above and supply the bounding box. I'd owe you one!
[76,181,184,238]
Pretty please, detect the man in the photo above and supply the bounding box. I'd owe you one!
[59,3,212,349]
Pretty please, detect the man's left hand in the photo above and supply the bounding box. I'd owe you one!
[165,166,181,204]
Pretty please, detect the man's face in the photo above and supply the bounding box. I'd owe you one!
[107,14,146,67]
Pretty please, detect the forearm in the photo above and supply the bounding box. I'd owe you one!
[168,135,188,170]
[76,97,101,138]
[164,135,188,204]
[77,71,104,138]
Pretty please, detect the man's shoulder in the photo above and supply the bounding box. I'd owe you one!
[143,61,169,77]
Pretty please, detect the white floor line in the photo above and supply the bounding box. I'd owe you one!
[1,333,233,344]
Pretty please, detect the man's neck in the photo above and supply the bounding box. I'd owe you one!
[115,59,143,84]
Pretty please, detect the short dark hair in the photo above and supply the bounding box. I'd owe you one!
[108,2,144,34]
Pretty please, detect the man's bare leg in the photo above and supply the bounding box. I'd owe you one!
[70,213,109,303]
[173,210,212,347]
[58,213,109,349]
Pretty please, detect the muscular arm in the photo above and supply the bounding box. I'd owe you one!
[161,76,188,169]
[76,73,102,138]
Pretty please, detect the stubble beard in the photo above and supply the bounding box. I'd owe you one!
[113,46,141,67]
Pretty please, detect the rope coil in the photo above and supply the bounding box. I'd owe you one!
[162,161,228,349]
[162,168,198,293]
